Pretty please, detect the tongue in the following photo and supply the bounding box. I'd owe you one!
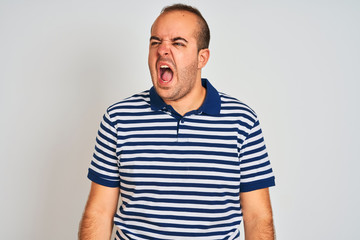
[161,68,173,82]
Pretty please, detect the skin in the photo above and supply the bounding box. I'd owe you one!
[241,188,275,240]
[78,183,119,239]
[79,9,275,240]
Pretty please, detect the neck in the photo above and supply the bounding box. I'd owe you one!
[165,77,206,116]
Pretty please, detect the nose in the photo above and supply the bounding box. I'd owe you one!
[157,42,170,56]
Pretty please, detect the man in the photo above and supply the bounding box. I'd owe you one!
[79,4,275,240]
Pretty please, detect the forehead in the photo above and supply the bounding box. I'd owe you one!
[151,11,199,39]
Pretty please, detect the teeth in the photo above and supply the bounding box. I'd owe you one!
[160,65,170,69]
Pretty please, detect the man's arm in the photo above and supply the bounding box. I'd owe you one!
[240,188,275,240]
[79,182,120,240]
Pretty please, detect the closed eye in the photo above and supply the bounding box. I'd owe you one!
[150,41,161,46]
[150,36,161,46]
[173,42,185,47]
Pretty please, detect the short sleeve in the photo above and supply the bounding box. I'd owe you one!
[239,119,275,192]
[87,111,120,187]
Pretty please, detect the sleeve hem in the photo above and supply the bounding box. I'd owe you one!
[240,177,275,192]
[87,170,120,188]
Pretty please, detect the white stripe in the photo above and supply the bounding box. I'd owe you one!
[98,124,117,141]
[121,169,239,178]
[118,137,237,145]
[89,165,118,178]
[121,198,239,211]
[118,129,176,137]
[180,128,237,137]
[241,148,268,162]
[120,184,240,195]
[121,145,237,154]
[116,121,176,128]
[95,141,116,156]
[120,177,239,186]
[241,156,269,169]
[92,154,118,170]
[93,151,118,165]
[120,153,237,161]
[114,228,130,240]
[182,122,238,129]
[115,211,242,227]
[116,215,239,232]
[113,114,171,121]
[242,164,272,176]
[241,172,274,183]
[120,160,238,170]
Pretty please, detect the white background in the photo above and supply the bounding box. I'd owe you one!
[1,0,359,239]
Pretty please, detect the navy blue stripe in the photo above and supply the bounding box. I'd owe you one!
[118,214,240,230]
[120,183,240,193]
[121,149,237,158]
[117,126,177,132]
[109,111,166,117]
[120,193,239,205]
[116,209,242,223]
[117,134,177,140]
[119,172,240,182]
[241,168,273,179]
[101,117,117,137]
[90,161,118,174]
[218,112,256,122]
[221,105,256,114]
[181,125,238,132]
[116,229,165,240]
[94,145,118,160]
[240,177,275,192]
[92,153,118,167]
[97,130,116,146]
[179,134,237,140]
[121,165,240,174]
[221,230,240,240]
[242,137,265,149]
[115,220,239,237]
[119,157,239,166]
[88,169,119,187]
[122,141,237,149]
[240,144,267,157]
[122,202,240,214]
[241,160,271,172]
[114,118,175,125]
[110,104,150,110]
[238,129,250,139]
[241,152,269,164]
[96,137,116,153]
[118,133,237,141]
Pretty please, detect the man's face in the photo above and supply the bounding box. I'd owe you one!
[148,11,202,104]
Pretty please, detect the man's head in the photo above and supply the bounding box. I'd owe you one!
[148,4,210,107]
[160,4,210,51]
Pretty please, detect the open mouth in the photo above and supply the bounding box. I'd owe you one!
[159,65,173,82]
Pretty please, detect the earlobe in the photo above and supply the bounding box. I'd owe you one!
[198,49,210,69]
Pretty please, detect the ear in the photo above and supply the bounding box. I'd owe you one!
[197,48,210,69]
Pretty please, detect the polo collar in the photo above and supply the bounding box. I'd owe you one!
[150,78,221,116]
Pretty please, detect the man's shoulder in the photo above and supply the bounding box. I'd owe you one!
[106,90,151,113]
[218,92,258,119]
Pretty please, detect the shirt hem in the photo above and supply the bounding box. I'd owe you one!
[240,177,275,192]
[87,169,120,188]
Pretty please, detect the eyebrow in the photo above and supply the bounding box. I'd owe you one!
[173,37,188,43]
[150,36,161,41]
[149,36,188,43]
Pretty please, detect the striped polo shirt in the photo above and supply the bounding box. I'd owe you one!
[88,79,275,240]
